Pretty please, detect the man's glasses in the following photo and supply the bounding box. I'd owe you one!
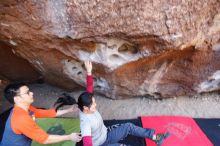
[17,90,31,96]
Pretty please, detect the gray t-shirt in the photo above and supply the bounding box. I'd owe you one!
[80,111,107,146]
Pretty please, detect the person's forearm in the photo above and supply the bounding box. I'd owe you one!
[43,135,70,144]
[86,75,93,93]
[83,136,93,146]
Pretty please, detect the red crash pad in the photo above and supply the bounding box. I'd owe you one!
[141,116,213,146]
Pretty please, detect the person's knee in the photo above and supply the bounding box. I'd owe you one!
[124,122,134,128]
[123,123,136,135]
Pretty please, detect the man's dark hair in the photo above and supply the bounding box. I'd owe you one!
[4,82,26,104]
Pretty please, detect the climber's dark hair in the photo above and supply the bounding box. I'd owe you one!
[77,92,94,111]
[53,92,94,112]
[4,82,27,104]
[54,93,77,111]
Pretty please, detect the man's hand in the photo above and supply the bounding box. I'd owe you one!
[69,133,82,142]
[56,105,79,116]
[67,105,79,113]
[84,61,92,75]
[44,133,82,144]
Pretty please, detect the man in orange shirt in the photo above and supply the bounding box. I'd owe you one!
[0,82,82,146]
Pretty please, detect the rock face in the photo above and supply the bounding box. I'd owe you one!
[0,77,9,99]
[0,41,40,82]
[0,0,220,99]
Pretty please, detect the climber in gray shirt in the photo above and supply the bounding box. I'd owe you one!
[57,61,170,146]
[80,110,107,146]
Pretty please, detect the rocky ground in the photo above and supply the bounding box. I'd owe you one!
[1,83,220,120]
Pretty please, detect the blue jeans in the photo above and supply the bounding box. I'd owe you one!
[100,123,155,146]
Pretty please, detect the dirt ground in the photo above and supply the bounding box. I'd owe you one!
[1,83,220,119]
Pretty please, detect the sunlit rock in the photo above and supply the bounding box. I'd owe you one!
[197,70,220,93]
[0,0,220,99]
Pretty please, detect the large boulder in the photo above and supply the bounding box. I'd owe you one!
[0,77,9,101]
[0,0,220,99]
[0,40,40,82]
